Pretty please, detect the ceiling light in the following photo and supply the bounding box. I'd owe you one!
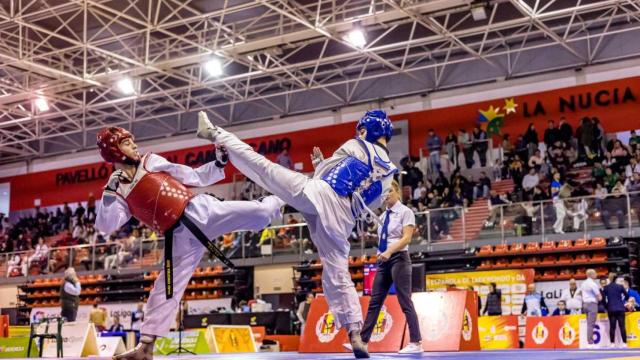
[345,28,366,48]
[204,58,223,76]
[116,77,136,95]
[471,4,487,21]
[34,97,49,112]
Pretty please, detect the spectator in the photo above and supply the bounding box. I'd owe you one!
[567,198,588,232]
[552,300,570,316]
[544,120,562,149]
[472,126,488,167]
[458,129,474,169]
[444,132,458,165]
[27,236,49,269]
[521,283,548,316]
[482,283,502,316]
[60,267,81,321]
[276,148,294,170]
[523,123,539,159]
[581,269,602,349]
[109,314,125,332]
[560,278,582,314]
[413,181,427,202]
[89,304,107,331]
[593,118,606,158]
[603,274,628,348]
[602,185,627,229]
[401,160,424,190]
[297,293,314,335]
[131,302,144,331]
[577,117,595,159]
[486,190,510,227]
[629,130,640,152]
[426,129,442,175]
[86,194,96,220]
[623,276,640,305]
[6,254,23,277]
[551,172,566,234]
[522,168,540,198]
[592,162,606,184]
[473,172,491,199]
[558,117,573,146]
[599,277,608,313]
[626,297,639,312]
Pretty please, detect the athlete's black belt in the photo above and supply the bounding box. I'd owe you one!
[163,214,235,299]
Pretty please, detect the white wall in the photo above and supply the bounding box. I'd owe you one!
[0,284,18,308]
[2,58,640,177]
[253,263,296,295]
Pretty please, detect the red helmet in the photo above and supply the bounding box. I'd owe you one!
[96,127,134,163]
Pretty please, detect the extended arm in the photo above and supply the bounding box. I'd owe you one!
[95,192,131,235]
[148,153,225,187]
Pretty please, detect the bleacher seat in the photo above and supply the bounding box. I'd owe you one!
[590,237,606,247]
[478,245,493,255]
[524,242,540,252]
[558,240,572,249]
[542,270,558,280]
[557,254,573,264]
[511,257,524,267]
[494,244,508,254]
[541,255,556,265]
[509,243,524,253]
[592,252,607,261]
[541,241,556,251]
[574,239,589,248]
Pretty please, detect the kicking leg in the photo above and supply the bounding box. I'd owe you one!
[197,112,316,214]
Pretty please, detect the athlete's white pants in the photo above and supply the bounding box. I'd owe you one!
[553,199,566,233]
[141,194,282,337]
[214,128,363,332]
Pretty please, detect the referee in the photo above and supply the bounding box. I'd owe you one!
[353,180,423,354]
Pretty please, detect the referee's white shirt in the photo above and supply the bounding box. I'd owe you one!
[377,201,416,253]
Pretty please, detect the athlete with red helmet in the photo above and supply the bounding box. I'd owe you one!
[95,126,284,360]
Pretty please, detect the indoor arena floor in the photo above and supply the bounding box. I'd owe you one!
[55,350,640,360]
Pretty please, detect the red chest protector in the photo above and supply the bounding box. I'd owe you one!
[117,154,194,232]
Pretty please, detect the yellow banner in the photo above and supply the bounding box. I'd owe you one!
[556,314,583,348]
[478,316,519,349]
[205,325,257,353]
[626,312,640,348]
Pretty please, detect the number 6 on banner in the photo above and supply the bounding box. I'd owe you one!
[592,324,601,345]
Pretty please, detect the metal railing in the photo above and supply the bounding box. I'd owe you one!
[1,190,639,279]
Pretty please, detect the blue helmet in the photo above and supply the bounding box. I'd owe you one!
[356,109,393,143]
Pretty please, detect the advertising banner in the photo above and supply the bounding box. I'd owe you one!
[154,329,211,355]
[534,280,583,314]
[426,269,534,315]
[626,312,640,348]
[205,325,257,353]
[478,315,519,349]
[97,337,126,357]
[0,337,36,358]
[41,322,98,358]
[579,315,624,349]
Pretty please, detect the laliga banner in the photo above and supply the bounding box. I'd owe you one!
[426,269,534,315]
[478,316,519,349]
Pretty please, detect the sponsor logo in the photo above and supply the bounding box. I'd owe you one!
[369,305,393,343]
[315,311,339,343]
[532,322,549,345]
[558,322,576,346]
[461,309,472,341]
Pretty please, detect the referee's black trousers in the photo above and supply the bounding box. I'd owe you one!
[361,251,422,343]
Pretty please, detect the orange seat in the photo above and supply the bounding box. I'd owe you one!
[575,267,587,278]
[509,243,525,253]
[592,252,607,261]
[494,244,508,254]
[541,255,556,265]
[534,273,543,281]
[526,256,540,265]
[494,258,509,268]
[595,266,608,277]
[557,240,572,249]
[524,242,540,252]
[574,239,589,248]
[541,241,556,251]
[557,254,573,264]
[542,270,557,280]
[575,253,589,263]
[511,257,525,267]
[478,245,493,255]
[478,260,493,269]
[590,237,606,247]
[557,269,574,280]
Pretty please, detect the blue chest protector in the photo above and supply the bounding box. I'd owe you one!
[321,138,395,206]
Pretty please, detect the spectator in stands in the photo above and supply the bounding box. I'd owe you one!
[60,267,81,321]
[523,123,539,159]
[602,184,627,229]
[276,148,294,170]
[551,171,566,234]
[74,202,86,222]
[521,283,548,316]
[27,236,49,270]
[109,314,125,332]
[473,172,491,199]
[577,117,596,159]
[629,130,640,152]
[623,276,640,305]
[593,118,606,158]
[413,181,427,202]
[603,274,628,347]
[552,300,570,316]
[558,117,573,146]
[426,128,442,175]
[482,283,502,316]
[522,168,540,199]
[528,150,545,173]
[599,277,608,313]
[458,129,474,169]
[486,190,510,228]
[567,198,588,232]
[444,132,458,165]
[6,254,23,277]
[90,303,107,331]
[626,158,640,178]
[509,155,525,191]
[472,125,488,167]
[402,159,424,191]
[544,120,561,149]
[581,269,602,348]
[297,293,314,335]
[131,302,144,331]
[560,278,582,314]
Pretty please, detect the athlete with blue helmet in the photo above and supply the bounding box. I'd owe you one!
[197,109,397,358]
